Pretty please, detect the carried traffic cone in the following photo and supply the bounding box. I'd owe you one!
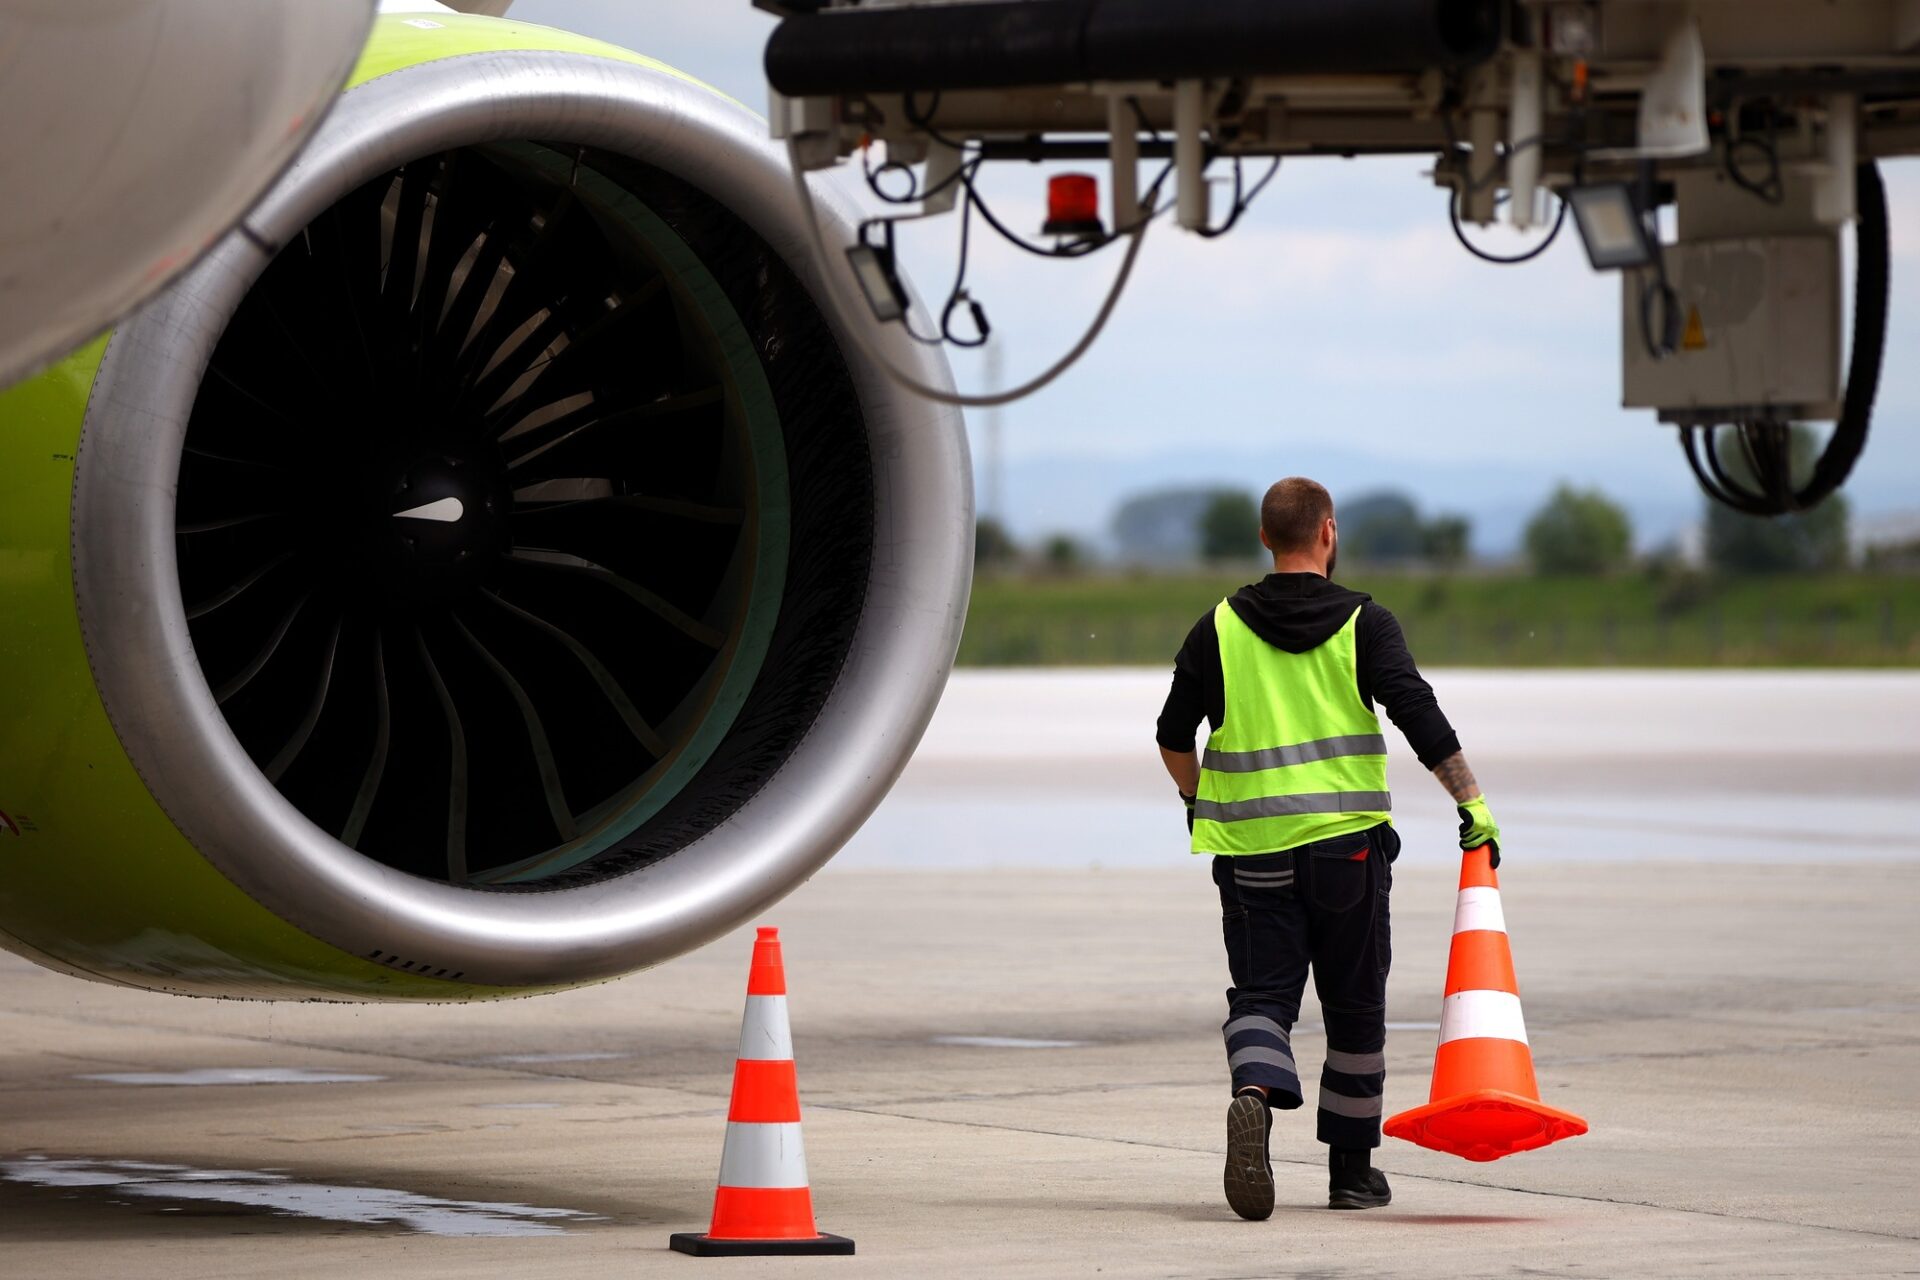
[671,927,854,1257]
[1384,845,1588,1162]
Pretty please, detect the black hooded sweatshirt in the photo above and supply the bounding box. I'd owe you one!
[1155,573,1459,771]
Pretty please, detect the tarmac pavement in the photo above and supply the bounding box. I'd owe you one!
[2,671,1917,1276]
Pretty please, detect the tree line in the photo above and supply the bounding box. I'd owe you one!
[979,427,1857,576]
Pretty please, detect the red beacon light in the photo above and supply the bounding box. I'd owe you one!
[1042,173,1104,239]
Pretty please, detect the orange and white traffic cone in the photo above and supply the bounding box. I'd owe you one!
[1384,845,1588,1162]
[671,927,854,1257]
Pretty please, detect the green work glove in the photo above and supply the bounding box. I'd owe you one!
[1456,795,1502,869]
[1180,791,1196,834]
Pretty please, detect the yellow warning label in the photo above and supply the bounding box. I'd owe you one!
[1681,306,1707,351]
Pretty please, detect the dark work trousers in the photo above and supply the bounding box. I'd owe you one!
[1212,822,1398,1149]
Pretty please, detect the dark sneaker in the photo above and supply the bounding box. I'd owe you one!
[1328,1166,1392,1210]
[1223,1093,1274,1221]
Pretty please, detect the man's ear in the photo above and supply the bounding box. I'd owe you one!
[1258,526,1272,551]
[1323,517,1337,546]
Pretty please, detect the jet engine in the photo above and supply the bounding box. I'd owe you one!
[0,15,969,999]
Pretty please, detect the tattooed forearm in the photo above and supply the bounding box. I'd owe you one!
[1431,751,1482,803]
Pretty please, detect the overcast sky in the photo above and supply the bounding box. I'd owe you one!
[512,2,1920,554]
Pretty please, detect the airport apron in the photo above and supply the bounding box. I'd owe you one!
[1193,601,1395,1147]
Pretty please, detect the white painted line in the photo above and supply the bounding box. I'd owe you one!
[77,1068,383,1086]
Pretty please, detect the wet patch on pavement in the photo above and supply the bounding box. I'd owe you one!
[0,1156,602,1237]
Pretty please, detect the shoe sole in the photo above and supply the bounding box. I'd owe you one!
[1327,1188,1392,1210]
[1223,1095,1274,1221]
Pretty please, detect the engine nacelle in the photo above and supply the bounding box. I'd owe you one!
[0,15,969,999]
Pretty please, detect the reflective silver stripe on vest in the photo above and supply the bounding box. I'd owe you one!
[1202,734,1389,774]
[1194,792,1393,823]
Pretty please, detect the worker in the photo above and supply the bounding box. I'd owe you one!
[1156,477,1501,1219]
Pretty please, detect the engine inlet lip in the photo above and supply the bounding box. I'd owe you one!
[71,50,969,990]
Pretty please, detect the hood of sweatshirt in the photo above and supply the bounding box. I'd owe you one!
[1224,573,1372,654]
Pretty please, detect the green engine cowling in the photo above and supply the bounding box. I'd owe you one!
[0,15,969,1000]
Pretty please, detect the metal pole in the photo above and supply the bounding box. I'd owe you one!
[984,340,1004,522]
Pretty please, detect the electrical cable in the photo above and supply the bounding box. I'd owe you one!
[1639,267,1681,359]
[849,218,946,347]
[786,137,1156,409]
[1679,161,1890,514]
[1463,135,1548,193]
[1723,105,1786,205]
[1448,188,1567,264]
[892,90,1179,260]
[861,141,981,207]
[891,89,1245,263]
[852,105,1187,371]
[1197,156,1282,239]
[1438,111,1560,195]
[1436,108,1581,265]
[835,89,1268,391]
[865,137,1113,260]
[864,156,920,203]
[938,185,990,347]
[901,89,973,154]
[960,173,1115,258]
[1635,160,1681,360]
[860,139,1173,348]
[896,306,950,347]
[1725,134,1784,205]
[960,146,1179,257]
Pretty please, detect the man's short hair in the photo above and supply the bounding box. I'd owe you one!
[1260,477,1334,553]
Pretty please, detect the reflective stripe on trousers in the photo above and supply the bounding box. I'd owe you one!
[1222,1013,1300,1102]
[1317,1018,1387,1148]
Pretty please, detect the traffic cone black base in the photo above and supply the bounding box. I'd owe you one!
[670,1231,855,1257]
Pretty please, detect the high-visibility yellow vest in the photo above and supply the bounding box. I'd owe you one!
[1191,601,1391,856]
